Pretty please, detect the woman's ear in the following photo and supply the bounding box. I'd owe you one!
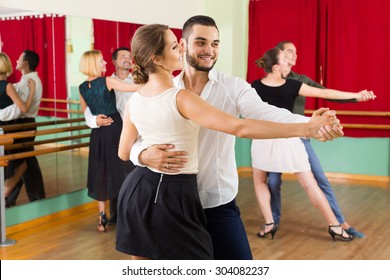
[152,55,163,67]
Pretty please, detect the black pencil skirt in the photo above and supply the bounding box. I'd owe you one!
[116,166,213,260]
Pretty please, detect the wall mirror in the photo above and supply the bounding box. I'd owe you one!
[0,7,94,207]
[0,1,198,219]
[0,5,186,209]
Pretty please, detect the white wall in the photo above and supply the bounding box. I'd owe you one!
[0,0,205,28]
[205,0,248,79]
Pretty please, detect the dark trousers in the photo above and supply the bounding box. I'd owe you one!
[204,198,253,260]
[6,156,45,206]
[5,118,45,206]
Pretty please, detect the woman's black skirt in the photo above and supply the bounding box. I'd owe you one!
[116,166,213,260]
[87,113,131,200]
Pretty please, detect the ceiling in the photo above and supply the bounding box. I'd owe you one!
[0,7,35,16]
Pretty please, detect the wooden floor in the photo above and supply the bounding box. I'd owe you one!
[1,175,390,260]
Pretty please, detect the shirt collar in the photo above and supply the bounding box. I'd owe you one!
[175,68,219,85]
[21,71,38,79]
[286,70,298,78]
[111,72,132,81]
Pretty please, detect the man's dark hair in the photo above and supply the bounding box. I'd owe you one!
[112,47,131,60]
[23,50,40,71]
[182,15,219,41]
[275,41,293,50]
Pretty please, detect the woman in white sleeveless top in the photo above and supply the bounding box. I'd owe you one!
[115,24,338,260]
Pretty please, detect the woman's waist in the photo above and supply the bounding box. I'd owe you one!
[135,166,197,182]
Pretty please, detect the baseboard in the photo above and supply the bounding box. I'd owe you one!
[237,167,389,187]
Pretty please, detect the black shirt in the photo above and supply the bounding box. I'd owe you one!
[251,79,302,113]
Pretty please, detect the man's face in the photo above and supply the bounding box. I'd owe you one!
[15,52,26,71]
[99,56,107,73]
[283,43,297,67]
[184,25,220,72]
[113,50,132,71]
[277,50,290,76]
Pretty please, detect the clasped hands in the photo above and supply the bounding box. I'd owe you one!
[310,107,344,142]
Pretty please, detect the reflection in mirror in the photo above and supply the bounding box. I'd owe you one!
[1,11,160,208]
[0,10,91,207]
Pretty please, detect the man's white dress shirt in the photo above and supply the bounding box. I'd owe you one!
[130,69,308,208]
[0,72,43,121]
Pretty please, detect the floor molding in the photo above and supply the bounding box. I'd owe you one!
[238,167,389,187]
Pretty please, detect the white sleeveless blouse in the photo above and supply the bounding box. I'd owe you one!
[129,87,200,174]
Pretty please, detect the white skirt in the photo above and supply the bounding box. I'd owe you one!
[251,137,310,173]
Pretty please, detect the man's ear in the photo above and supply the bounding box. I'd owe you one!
[179,38,186,49]
[22,60,29,69]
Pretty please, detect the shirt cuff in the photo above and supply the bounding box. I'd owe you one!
[130,139,147,167]
[84,107,99,128]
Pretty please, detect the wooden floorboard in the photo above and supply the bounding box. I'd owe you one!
[1,176,390,260]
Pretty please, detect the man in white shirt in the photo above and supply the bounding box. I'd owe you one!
[0,51,43,121]
[111,47,134,119]
[84,47,135,224]
[128,16,342,259]
[4,50,45,206]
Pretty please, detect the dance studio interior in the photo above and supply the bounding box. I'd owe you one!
[0,0,389,262]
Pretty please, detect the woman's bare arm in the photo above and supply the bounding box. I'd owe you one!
[118,101,138,161]
[177,89,336,141]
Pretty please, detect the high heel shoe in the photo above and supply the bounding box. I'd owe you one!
[257,223,278,239]
[328,225,353,242]
[97,211,108,232]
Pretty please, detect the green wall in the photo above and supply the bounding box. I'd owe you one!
[235,137,390,176]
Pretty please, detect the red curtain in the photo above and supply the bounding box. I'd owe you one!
[93,19,142,75]
[247,0,322,111]
[0,15,67,117]
[247,0,390,137]
[93,19,182,75]
[317,0,390,137]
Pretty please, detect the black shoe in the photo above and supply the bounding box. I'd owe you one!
[257,223,278,240]
[97,211,108,232]
[5,197,15,208]
[328,225,353,242]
